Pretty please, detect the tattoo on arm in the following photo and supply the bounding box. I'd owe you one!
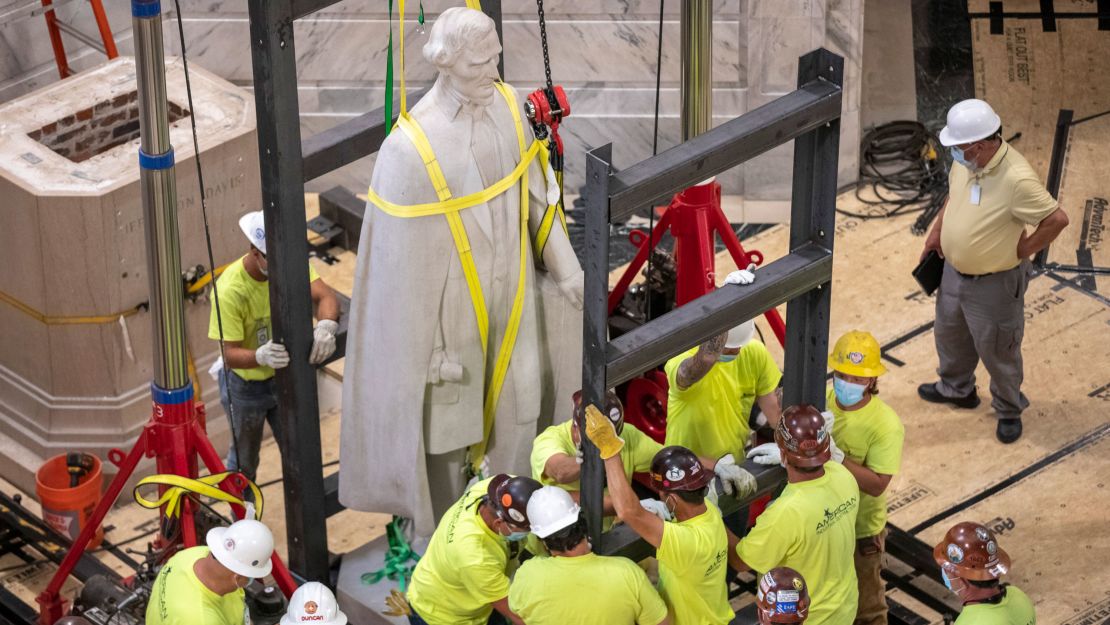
[676,333,727,389]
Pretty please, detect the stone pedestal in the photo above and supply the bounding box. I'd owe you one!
[0,57,260,496]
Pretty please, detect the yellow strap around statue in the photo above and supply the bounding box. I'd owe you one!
[532,142,568,260]
[133,472,263,520]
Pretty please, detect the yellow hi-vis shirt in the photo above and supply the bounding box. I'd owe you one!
[664,340,782,460]
[509,552,668,625]
[737,462,860,625]
[407,477,512,625]
[530,421,661,491]
[826,387,905,539]
[207,256,320,381]
[955,585,1036,625]
[940,141,1058,275]
[145,546,245,625]
[657,501,734,625]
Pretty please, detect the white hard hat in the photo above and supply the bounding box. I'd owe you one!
[938,99,1001,147]
[724,319,756,350]
[239,210,267,255]
[206,519,274,579]
[526,486,581,538]
[281,582,347,625]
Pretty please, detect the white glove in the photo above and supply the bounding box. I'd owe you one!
[821,410,836,432]
[820,410,845,463]
[640,498,672,521]
[208,357,224,382]
[724,263,757,286]
[746,442,782,466]
[557,270,584,311]
[255,341,289,369]
[309,319,339,364]
[713,454,758,498]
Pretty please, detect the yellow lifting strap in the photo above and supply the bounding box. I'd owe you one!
[133,472,263,520]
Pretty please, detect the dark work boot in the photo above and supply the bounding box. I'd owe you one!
[917,382,981,409]
[996,418,1023,444]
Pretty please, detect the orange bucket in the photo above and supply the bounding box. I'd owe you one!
[35,453,104,549]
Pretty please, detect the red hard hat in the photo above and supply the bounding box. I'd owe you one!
[775,404,831,468]
[488,474,543,529]
[573,389,625,435]
[756,567,810,624]
[650,446,712,492]
[933,522,1011,581]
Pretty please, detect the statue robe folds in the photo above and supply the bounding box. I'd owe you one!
[339,81,583,537]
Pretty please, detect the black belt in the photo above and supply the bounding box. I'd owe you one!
[954,266,1017,280]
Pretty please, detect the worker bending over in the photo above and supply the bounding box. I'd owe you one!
[934,522,1034,625]
[757,567,812,625]
[146,517,275,625]
[584,402,740,625]
[509,486,670,625]
[406,474,542,625]
[209,210,340,483]
[281,582,347,625]
[664,320,783,462]
[729,405,859,625]
[532,391,753,521]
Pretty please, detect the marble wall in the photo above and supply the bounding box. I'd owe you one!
[0,0,866,222]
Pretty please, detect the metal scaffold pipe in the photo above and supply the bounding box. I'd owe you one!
[134,0,189,390]
[681,0,713,140]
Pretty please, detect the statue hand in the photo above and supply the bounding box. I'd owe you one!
[557,270,584,311]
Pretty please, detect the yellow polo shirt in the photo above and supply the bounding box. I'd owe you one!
[826,387,904,539]
[657,501,733,625]
[664,340,781,460]
[941,142,1057,275]
[208,256,320,381]
[146,546,245,625]
[737,462,860,625]
[407,478,512,625]
[530,421,661,491]
[955,585,1036,625]
[509,552,668,625]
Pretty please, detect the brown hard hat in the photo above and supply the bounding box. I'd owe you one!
[756,567,811,625]
[775,404,831,468]
[650,446,712,492]
[573,389,625,434]
[488,474,543,529]
[933,522,1011,581]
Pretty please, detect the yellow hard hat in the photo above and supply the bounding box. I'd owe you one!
[828,330,886,378]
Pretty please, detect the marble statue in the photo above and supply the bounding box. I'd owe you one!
[339,7,584,538]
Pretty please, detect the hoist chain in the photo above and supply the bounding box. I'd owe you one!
[536,0,553,89]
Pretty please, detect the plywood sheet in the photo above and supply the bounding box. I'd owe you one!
[1047,114,1110,270]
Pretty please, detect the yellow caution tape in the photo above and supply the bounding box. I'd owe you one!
[134,472,263,520]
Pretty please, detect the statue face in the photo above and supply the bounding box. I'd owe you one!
[444,28,502,107]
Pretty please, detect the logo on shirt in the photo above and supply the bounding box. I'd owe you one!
[704,549,726,576]
[815,496,857,534]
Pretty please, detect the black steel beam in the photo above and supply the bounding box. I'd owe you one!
[580,145,613,547]
[318,187,366,251]
[606,244,833,387]
[323,472,344,518]
[0,491,117,583]
[482,0,505,78]
[608,74,842,221]
[781,49,842,409]
[247,0,329,582]
[291,0,341,20]
[1035,108,1073,267]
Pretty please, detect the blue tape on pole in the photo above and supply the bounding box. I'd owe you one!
[132,0,161,17]
[139,148,174,171]
[151,382,194,405]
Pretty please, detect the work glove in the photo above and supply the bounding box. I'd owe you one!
[557,270,584,311]
[584,404,625,459]
[723,263,757,286]
[208,357,224,382]
[713,454,758,498]
[821,410,845,463]
[309,319,339,365]
[746,442,782,466]
[640,498,673,521]
[255,341,289,369]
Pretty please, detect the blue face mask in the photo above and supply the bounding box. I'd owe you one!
[833,377,867,406]
[941,568,953,591]
[718,354,737,363]
[504,530,528,542]
[950,146,973,169]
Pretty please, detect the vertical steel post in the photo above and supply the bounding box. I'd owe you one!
[480,0,505,79]
[134,0,189,392]
[246,0,329,582]
[680,0,713,140]
[581,145,612,548]
[782,49,843,409]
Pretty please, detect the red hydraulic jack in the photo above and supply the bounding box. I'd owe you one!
[35,385,298,624]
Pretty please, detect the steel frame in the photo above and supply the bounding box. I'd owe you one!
[579,47,844,546]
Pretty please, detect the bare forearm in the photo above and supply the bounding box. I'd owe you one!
[223,345,258,369]
[602,456,638,520]
[311,280,340,322]
[725,528,750,572]
[1019,209,1069,258]
[676,333,726,389]
[493,598,524,625]
[758,392,783,429]
[544,455,581,484]
[842,459,891,498]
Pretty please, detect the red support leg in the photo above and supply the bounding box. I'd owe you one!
[88,0,118,58]
[607,210,674,315]
[40,0,70,79]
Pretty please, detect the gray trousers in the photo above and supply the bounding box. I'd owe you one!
[218,370,283,482]
[933,261,1030,418]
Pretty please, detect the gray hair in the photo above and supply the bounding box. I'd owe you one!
[422,7,496,68]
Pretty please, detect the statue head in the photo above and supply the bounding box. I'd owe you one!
[423,7,502,107]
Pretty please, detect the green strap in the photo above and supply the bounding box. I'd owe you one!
[361,516,421,591]
[384,0,394,135]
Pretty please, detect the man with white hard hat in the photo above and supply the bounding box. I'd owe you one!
[146,517,275,625]
[282,582,347,625]
[663,319,783,463]
[208,210,340,482]
[919,99,1069,443]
